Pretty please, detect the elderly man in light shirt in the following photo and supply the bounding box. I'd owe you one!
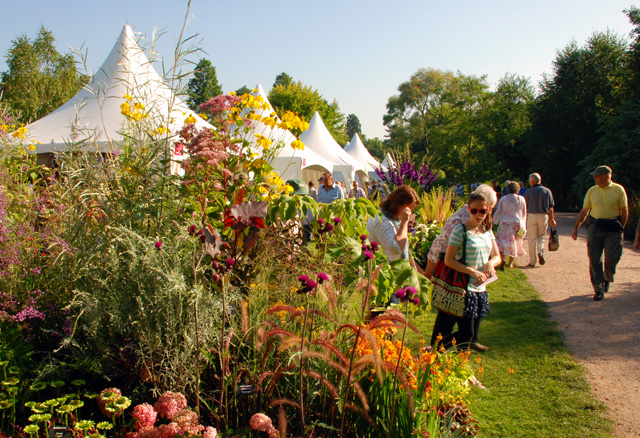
[317,172,345,204]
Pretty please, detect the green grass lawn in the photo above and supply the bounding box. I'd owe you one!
[411,267,614,438]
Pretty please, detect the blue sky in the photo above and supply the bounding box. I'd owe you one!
[0,0,635,139]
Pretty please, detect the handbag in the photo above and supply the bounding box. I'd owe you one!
[430,224,469,317]
[548,227,559,251]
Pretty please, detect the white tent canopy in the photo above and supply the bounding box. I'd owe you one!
[22,24,212,173]
[247,84,332,184]
[344,133,385,181]
[380,152,396,171]
[299,111,366,188]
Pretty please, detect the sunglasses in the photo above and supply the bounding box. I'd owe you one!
[469,208,488,215]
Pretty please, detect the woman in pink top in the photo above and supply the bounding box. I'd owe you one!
[493,181,527,269]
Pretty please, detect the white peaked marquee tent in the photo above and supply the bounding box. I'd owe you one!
[299,112,366,188]
[344,132,385,181]
[248,84,332,184]
[23,24,212,173]
[380,152,396,171]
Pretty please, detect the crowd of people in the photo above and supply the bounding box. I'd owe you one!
[287,164,636,353]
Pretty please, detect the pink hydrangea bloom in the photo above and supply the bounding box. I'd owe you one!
[203,426,218,438]
[249,413,278,437]
[171,409,202,434]
[157,423,182,438]
[153,391,187,419]
[132,403,157,430]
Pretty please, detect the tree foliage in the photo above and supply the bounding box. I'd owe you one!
[268,78,347,144]
[186,58,222,111]
[0,26,87,123]
[383,68,489,184]
[346,113,362,140]
[522,31,627,205]
[273,71,293,88]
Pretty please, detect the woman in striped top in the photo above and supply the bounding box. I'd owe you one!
[430,191,501,352]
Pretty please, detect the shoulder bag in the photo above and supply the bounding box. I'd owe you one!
[430,224,469,317]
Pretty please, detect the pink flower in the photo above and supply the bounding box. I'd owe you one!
[157,423,182,438]
[155,241,162,250]
[203,426,218,438]
[132,403,157,430]
[317,272,329,284]
[249,413,278,437]
[154,391,187,419]
[171,409,203,434]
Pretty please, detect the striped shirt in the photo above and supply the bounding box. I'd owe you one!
[448,224,495,292]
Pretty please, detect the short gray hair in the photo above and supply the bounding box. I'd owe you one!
[529,173,541,184]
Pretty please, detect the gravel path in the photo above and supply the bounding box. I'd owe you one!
[515,212,640,438]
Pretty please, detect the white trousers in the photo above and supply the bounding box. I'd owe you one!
[527,213,548,264]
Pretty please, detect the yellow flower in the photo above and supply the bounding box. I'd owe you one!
[12,126,27,139]
[262,117,277,129]
[508,367,515,374]
[281,184,294,195]
[28,144,36,151]
[123,94,133,101]
[255,134,272,149]
[184,114,197,125]
[291,139,305,150]
[133,102,145,111]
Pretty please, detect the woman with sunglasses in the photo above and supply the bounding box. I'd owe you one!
[430,191,501,352]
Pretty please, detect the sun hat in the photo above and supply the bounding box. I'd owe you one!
[590,165,612,176]
[285,178,309,195]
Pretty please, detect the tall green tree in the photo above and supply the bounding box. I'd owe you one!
[186,58,222,111]
[383,68,489,183]
[346,113,361,140]
[475,73,535,179]
[523,31,627,206]
[273,72,293,88]
[268,80,347,144]
[0,26,86,123]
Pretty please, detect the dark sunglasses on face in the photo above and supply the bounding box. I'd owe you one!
[469,208,488,215]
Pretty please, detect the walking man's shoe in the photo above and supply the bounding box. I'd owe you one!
[604,281,610,293]
[538,254,546,265]
[593,290,605,301]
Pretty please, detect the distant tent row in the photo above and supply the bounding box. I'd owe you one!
[15,25,386,186]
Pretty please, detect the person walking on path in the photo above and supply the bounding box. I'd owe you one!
[317,172,344,204]
[523,173,557,267]
[493,181,527,269]
[308,181,318,201]
[571,165,628,301]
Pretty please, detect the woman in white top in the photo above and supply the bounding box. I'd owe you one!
[366,185,425,280]
[493,181,527,269]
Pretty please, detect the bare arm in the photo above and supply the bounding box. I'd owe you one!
[548,207,557,227]
[394,207,411,251]
[444,244,487,284]
[620,206,628,229]
[483,239,501,278]
[571,207,591,240]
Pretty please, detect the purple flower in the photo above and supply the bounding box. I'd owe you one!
[333,217,342,224]
[412,297,420,306]
[317,218,324,225]
[226,258,235,267]
[370,241,379,251]
[212,274,220,282]
[363,250,374,261]
[359,234,368,241]
[305,279,317,289]
[394,289,406,299]
[326,224,334,232]
[298,275,309,283]
[188,224,197,235]
[317,272,329,284]
[405,286,417,296]
[155,241,162,250]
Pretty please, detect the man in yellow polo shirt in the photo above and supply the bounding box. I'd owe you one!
[571,165,628,301]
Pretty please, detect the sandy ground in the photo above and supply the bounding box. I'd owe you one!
[514,212,640,438]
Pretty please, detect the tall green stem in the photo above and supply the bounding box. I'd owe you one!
[387,301,410,438]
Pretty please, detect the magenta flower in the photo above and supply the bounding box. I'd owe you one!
[371,241,379,251]
[360,234,368,241]
[363,250,374,261]
[305,279,317,289]
[412,297,420,306]
[326,224,334,232]
[317,218,324,225]
[225,258,235,267]
[188,224,197,235]
[405,286,417,296]
[317,272,329,284]
[298,275,309,283]
[333,217,342,224]
[155,241,162,250]
[394,289,405,299]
